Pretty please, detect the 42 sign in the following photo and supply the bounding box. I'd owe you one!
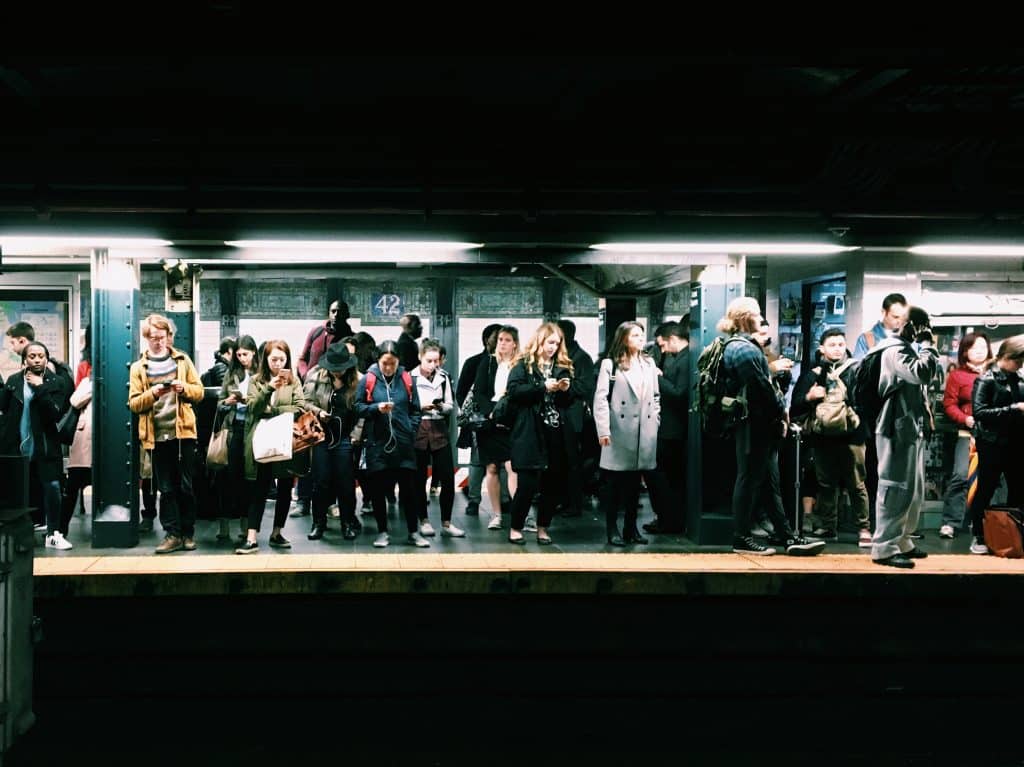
[371,293,404,317]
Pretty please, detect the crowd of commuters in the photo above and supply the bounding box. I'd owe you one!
[4,289,1022,562]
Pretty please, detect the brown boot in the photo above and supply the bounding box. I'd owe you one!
[155,535,183,554]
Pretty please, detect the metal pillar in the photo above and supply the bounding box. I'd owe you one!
[686,265,743,545]
[91,248,140,548]
[542,278,564,323]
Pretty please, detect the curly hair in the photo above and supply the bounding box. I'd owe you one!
[516,322,574,376]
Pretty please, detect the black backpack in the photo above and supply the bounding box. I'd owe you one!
[851,344,897,431]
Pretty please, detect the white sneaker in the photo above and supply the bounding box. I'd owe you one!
[373,532,390,548]
[419,521,436,537]
[523,517,538,533]
[487,514,503,530]
[969,537,990,555]
[408,532,431,548]
[34,523,47,534]
[45,531,73,551]
[441,523,465,538]
[938,524,955,539]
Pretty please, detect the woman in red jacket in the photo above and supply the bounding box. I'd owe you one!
[939,332,992,538]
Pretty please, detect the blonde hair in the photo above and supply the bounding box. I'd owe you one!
[716,297,761,335]
[516,322,574,376]
[997,333,1024,362]
[142,313,176,339]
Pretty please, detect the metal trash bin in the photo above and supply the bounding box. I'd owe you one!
[0,455,36,756]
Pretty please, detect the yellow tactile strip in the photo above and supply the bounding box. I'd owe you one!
[30,552,1024,600]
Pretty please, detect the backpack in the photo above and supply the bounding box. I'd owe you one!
[851,344,897,432]
[807,359,861,436]
[693,336,750,437]
[364,370,413,403]
[983,507,1024,558]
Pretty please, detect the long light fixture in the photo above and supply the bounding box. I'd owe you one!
[908,244,1024,257]
[0,236,173,255]
[226,240,482,250]
[591,242,859,255]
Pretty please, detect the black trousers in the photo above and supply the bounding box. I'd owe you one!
[141,477,158,520]
[600,469,643,538]
[644,437,687,531]
[731,426,792,540]
[368,468,419,534]
[152,439,196,539]
[968,440,1024,539]
[60,467,91,536]
[511,425,569,531]
[312,441,357,527]
[248,467,293,533]
[416,444,455,523]
[218,421,251,521]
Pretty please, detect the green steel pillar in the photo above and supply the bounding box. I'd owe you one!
[90,248,140,548]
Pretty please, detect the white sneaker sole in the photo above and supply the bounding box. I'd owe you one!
[786,541,826,556]
[441,528,466,538]
[732,546,776,556]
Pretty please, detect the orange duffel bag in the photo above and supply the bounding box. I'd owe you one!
[983,507,1024,558]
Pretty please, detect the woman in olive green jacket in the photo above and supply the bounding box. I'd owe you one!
[236,340,310,554]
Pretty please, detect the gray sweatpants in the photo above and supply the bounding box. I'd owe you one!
[872,434,926,560]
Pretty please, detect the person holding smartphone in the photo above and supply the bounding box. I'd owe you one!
[235,340,309,554]
[505,322,583,545]
[411,339,462,538]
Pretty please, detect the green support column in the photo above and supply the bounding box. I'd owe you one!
[542,278,564,323]
[598,297,636,353]
[90,248,140,548]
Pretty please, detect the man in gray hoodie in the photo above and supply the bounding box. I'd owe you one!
[867,306,938,569]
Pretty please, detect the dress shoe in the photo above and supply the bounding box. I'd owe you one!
[508,532,526,545]
[624,532,649,545]
[607,535,626,547]
[537,534,553,545]
[307,524,325,541]
[874,554,915,569]
[342,524,357,541]
[903,547,928,559]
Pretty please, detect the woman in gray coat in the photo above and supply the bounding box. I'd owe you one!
[593,321,661,545]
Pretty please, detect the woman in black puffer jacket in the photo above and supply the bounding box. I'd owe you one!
[966,333,1024,554]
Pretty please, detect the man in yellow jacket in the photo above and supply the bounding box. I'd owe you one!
[128,313,204,554]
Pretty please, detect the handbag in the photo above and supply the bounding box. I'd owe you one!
[253,412,294,463]
[292,410,325,454]
[56,405,81,446]
[206,418,231,468]
[984,507,1024,558]
[457,387,480,428]
[491,393,517,429]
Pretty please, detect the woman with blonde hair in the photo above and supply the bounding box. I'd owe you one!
[473,325,521,530]
[505,322,583,545]
[236,339,309,554]
[594,321,660,546]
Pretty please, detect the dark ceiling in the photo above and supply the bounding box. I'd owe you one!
[3,52,1024,246]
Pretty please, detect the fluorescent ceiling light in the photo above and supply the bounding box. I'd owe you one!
[908,245,1024,257]
[591,242,858,255]
[226,240,482,250]
[0,236,173,256]
[1,256,93,266]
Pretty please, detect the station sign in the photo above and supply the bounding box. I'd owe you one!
[371,293,404,317]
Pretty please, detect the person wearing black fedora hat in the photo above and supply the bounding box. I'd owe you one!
[303,342,361,541]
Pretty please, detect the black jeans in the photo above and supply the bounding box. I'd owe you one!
[248,467,293,533]
[152,439,196,539]
[218,420,251,521]
[60,467,91,536]
[312,440,356,527]
[416,445,455,523]
[368,468,419,535]
[600,469,643,538]
[731,426,792,540]
[28,459,62,535]
[511,425,569,531]
[968,441,1024,539]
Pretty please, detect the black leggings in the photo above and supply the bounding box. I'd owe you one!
[416,445,455,523]
[368,468,419,534]
[511,426,569,531]
[247,467,293,533]
[600,469,643,538]
[60,467,91,536]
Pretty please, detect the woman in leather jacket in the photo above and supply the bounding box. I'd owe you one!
[966,334,1024,554]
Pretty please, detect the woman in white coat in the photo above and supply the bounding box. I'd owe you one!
[593,321,660,546]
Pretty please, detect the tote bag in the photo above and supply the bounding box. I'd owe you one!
[253,412,294,463]
[206,419,231,468]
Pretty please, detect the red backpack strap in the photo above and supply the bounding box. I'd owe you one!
[401,371,413,400]
[364,372,377,402]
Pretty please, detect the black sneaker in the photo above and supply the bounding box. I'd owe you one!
[770,534,826,557]
[235,541,259,555]
[465,501,480,516]
[732,536,777,556]
[268,533,292,549]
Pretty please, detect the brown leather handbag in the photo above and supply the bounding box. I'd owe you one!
[292,410,326,454]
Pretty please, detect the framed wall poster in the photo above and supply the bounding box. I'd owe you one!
[0,288,71,381]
